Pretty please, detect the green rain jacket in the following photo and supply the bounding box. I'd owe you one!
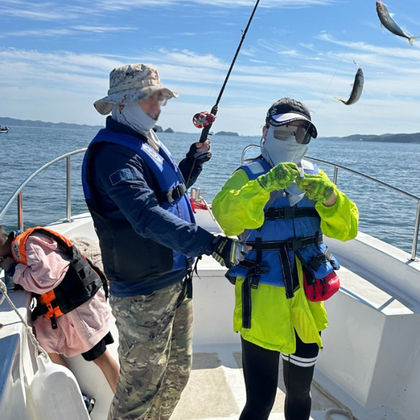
[212,166,359,353]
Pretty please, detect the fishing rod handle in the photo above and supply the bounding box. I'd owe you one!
[199,105,218,143]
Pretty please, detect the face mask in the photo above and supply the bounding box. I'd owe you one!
[261,126,308,166]
[261,126,307,206]
[112,102,157,135]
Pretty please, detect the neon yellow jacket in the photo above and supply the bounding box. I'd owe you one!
[212,166,359,353]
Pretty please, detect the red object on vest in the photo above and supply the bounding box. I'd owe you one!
[303,270,340,302]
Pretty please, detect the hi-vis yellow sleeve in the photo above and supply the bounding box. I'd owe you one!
[212,169,270,236]
[212,168,359,241]
[315,187,359,241]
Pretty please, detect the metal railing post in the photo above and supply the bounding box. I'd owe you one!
[66,155,72,222]
[333,166,339,184]
[17,192,23,231]
[411,200,420,261]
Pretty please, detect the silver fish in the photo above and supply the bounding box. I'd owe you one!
[337,67,364,106]
[376,1,419,46]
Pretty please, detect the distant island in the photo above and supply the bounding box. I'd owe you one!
[154,126,174,133]
[1,117,419,143]
[0,116,102,129]
[320,132,420,144]
[0,117,177,133]
[215,131,239,136]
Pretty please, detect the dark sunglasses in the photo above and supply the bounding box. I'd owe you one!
[273,125,312,144]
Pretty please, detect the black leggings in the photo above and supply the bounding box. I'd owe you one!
[239,334,319,420]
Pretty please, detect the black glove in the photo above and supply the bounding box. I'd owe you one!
[211,236,248,268]
[186,142,212,163]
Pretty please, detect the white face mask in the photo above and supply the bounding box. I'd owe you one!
[261,126,308,166]
[261,126,307,206]
[112,102,157,135]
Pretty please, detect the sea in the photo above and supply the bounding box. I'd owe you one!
[0,124,419,255]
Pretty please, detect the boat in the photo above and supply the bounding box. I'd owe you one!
[1,147,419,420]
[0,126,8,133]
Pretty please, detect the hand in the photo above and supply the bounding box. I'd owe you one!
[257,162,300,192]
[296,170,335,203]
[211,236,248,268]
[186,139,212,163]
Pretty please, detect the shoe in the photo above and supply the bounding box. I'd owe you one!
[82,393,96,414]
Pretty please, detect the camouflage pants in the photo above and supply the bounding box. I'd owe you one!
[108,281,193,420]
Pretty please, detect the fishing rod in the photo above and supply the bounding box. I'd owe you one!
[198,0,261,143]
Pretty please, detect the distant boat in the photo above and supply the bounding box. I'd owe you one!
[0,126,9,133]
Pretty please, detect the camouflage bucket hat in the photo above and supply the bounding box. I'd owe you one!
[94,64,178,115]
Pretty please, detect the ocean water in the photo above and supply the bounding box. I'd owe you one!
[0,124,419,254]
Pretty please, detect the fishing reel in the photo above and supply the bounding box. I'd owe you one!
[192,111,216,129]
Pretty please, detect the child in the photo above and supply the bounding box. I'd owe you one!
[0,226,120,400]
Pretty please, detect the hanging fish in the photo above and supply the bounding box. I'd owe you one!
[337,66,364,106]
[376,1,419,46]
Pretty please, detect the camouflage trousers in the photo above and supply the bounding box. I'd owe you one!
[108,281,193,420]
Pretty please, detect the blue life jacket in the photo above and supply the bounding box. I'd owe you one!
[227,157,339,300]
[82,128,195,285]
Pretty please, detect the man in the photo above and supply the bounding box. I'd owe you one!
[212,97,358,420]
[82,63,246,420]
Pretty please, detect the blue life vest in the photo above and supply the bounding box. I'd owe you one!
[227,157,339,298]
[82,128,195,283]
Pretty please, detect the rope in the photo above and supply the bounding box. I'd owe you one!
[312,379,355,420]
[0,279,49,360]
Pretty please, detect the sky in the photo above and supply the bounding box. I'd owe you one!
[1,0,420,137]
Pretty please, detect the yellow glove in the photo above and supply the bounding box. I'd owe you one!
[257,162,300,192]
[296,170,335,202]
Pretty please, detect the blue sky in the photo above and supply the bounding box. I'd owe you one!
[1,0,420,136]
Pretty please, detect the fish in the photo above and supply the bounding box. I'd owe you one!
[337,67,364,106]
[376,1,419,46]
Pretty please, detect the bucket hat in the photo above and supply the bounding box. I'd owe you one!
[266,97,317,139]
[94,64,178,115]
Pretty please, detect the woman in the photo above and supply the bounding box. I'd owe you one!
[212,97,359,420]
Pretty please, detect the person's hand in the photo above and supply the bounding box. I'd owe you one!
[211,236,248,268]
[0,256,14,271]
[296,170,335,203]
[257,162,300,192]
[186,139,212,163]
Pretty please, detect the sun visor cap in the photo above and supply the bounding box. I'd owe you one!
[266,97,318,139]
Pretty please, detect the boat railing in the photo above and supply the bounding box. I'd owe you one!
[0,147,419,261]
[241,145,420,261]
[0,148,87,231]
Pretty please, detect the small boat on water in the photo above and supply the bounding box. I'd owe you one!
[0,148,419,420]
[0,126,8,133]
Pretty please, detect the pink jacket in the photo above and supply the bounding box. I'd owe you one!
[13,233,111,358]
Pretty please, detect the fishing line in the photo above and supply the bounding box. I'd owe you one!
[198,0,261,143]
[185,0,261,185]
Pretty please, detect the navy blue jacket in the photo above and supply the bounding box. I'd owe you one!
[83,117,214,296]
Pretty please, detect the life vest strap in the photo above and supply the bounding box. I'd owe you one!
[246,234,322,252]
[240,234,323,329]
[264,207,319,221]
[165,182,187,204]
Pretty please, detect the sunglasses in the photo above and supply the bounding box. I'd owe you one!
[273,124,312,144]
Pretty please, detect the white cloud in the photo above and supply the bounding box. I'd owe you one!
[0,0,337,22]
[1,38,420,137]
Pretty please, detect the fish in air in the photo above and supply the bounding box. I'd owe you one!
[376,1,419,45]
[337,66,364,106]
